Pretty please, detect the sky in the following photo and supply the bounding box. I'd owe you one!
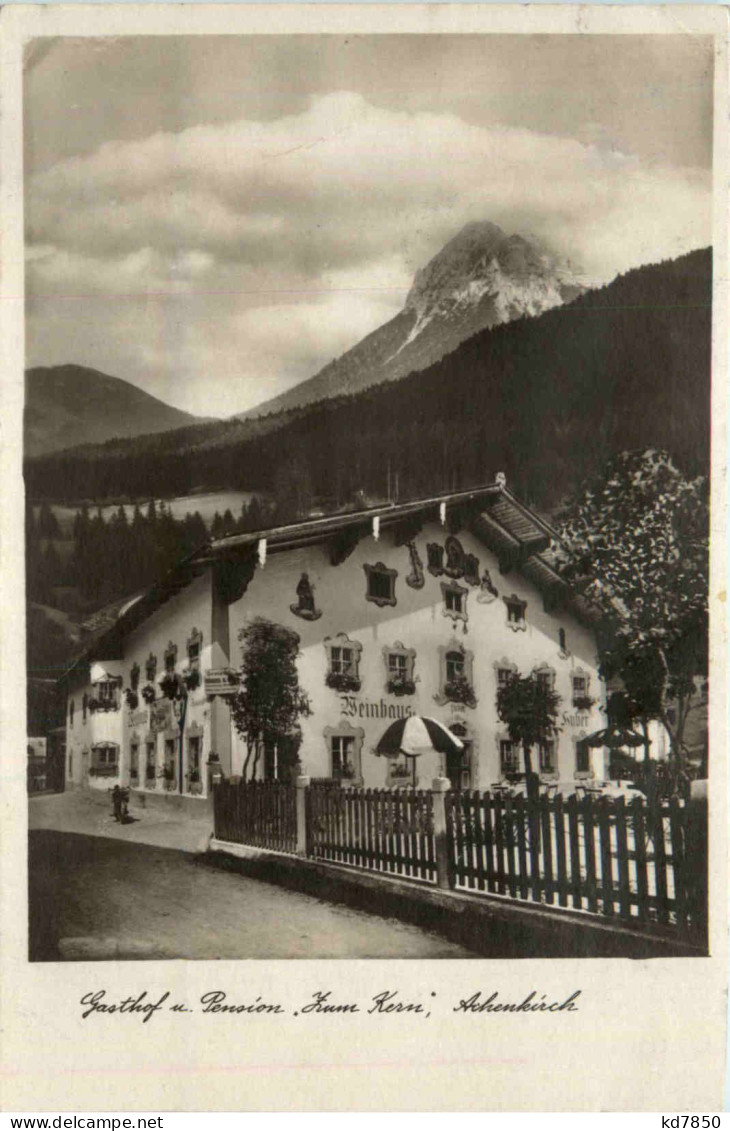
[24,34,714,418]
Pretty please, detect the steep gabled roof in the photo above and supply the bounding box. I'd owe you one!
[61,480,590,685]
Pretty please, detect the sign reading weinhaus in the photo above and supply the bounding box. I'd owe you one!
[340,696,415,721]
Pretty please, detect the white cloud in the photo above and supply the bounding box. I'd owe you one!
[26,91,711,415]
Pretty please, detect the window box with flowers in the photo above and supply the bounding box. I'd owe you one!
[383,642,417,697]
[443,674,477,709]
[389,762,412,783]
[435,640,476,708]
[88,677,122,712]
[324,633,363,694]
[124,689,139,710]
[572,695,596,713]
[141,684,156,705]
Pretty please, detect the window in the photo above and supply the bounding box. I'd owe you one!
[558,628,569,657]
[363,562,397,608]
[324,634,363,691]
[164,642,178,674]
[538,740,557,774]
[500,739,519,774]
[503,593,527,632]
[145,653,157,682]
[575,740,591,775]
[533,664,556,691]
[91,743,119,777]
[383,642,417,694]
[571,670,593,709]
[129,662,140,691]
[332,735,355,778]
[446,650,465,682]
[497,667,514,688]
[332,646,356,676]
[187,733,203,791]
[82,693,88,722]
[323,721,364,783]
[441,580,468,626]
[187,627,203,670]
[69,699,75,726]
[436,640,476,708]
[145,739,156,785]
[163,738,177,789]
[97,680,117,704]
[130,739,140,782]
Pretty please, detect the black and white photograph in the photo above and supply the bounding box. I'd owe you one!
[3,3,728,1113]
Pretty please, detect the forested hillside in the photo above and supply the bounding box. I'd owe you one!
[24,248,710,515]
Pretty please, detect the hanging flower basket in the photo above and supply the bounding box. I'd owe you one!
[160,673,183,700]
[183,668,201,691]
[325,671,361,693]
[141,684,156,704]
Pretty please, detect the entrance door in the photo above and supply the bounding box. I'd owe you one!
[446,741,472,790]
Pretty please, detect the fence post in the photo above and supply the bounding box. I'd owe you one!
[295,775,311,857]
[432,777,454,890]
[685,780,708,947]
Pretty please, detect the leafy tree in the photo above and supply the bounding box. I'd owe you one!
[496,672,562,790]
[557,449,708,768]
[231,617,312,781]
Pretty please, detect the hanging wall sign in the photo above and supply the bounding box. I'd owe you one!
[150,699,173,734]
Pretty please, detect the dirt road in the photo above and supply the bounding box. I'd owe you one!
[29,830,477,960]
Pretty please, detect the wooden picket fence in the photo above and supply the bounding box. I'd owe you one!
[307,784,436,882]
[445,790,697,931]
[213,779,297,853]
[213,779,706,939]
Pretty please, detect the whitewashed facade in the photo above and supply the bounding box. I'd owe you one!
[63,484,610,803]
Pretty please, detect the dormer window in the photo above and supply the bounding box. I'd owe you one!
[145,653,157,682]
[164,642,177,674]
[504,594,527,631]
[441,580,468,627]
[364,562,397,608]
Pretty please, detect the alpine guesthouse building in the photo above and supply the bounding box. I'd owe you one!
[62,482,609,805]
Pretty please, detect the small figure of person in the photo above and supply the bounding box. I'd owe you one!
[111,784,124,822]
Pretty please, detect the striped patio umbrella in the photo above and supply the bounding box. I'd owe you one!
[375,715,464,758]
[585,726,647,750]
